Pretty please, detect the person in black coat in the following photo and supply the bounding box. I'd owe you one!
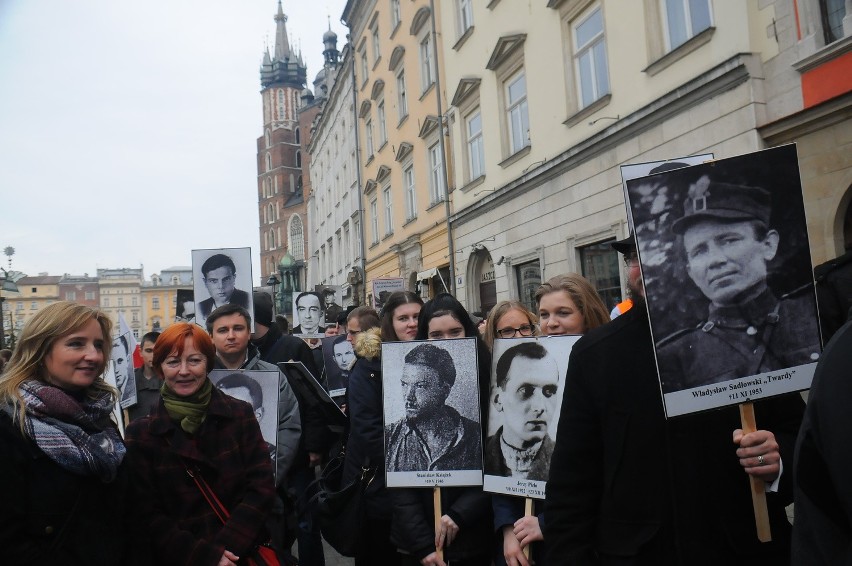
[0,302,132,566]
[250,291,330,566]
[793,319,852,563]
[544,258,803,564]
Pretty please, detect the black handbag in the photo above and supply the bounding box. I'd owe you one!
[306,451,375,557]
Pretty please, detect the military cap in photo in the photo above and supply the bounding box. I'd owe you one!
[611,232,636,255]
[671,175,771,235]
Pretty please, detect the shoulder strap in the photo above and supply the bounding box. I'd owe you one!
[185,463,231,525]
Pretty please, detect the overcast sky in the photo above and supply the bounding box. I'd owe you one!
[0,0,347,283]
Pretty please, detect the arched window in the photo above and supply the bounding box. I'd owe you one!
[296,150,302,168]
[277,89,285,121]
[266,153,272,171]
[265,129,271,148]
[289,215,305,261]
[269,229,276,249]
[290,173,295,193]
[268,203,275,224]
[295,127,301,145]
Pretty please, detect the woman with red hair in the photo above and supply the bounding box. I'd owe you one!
[125,323,275,566]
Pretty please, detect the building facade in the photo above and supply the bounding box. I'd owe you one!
[141,266,193,333]
[343,0,454,304]
[306,43,365,307]
[438,0,851,315]
[97,267,143,338]
[59,274,99,308]
[10,275,61,337]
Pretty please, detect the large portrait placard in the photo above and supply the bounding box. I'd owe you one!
[292,291,325,338]
[191,247,254,332]
[483,335,579,500]
[625,144,820,417]
[209,369,280,474]
[382,338,483,488]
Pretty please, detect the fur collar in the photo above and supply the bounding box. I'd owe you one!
[354,327,382,360]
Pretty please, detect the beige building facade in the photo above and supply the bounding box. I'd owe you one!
[9,275,61,337]
[97,268,143,338]
[343,0,454,302]
[439,0,852,314]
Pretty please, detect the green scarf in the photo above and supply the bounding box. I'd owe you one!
[161,379,212,434]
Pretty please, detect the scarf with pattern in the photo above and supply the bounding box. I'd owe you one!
[4,380,126,482]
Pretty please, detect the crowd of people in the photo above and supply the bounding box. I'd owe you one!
[0,232,847,565]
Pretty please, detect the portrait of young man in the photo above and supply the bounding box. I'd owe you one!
[111,333,137,409]
[321,334,354,397]
[485,341,559,481]
[210,371,278,463]
[192,248,253,330]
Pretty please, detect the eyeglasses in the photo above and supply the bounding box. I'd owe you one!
[623,253,639,267]
[496,324,536,339]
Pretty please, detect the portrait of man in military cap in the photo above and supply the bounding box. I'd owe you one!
[625,145,821,411]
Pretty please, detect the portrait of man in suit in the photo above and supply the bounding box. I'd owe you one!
[197,253,250,321]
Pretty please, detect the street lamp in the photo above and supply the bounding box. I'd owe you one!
[266,274,280,315]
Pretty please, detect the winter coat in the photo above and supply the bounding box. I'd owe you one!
[0,410,131,566]
[342,327,394,520]
[124,386,275,566]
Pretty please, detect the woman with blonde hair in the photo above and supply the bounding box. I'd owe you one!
[482,301,539,351]
[0,301,130,565]
[494,274,609,566]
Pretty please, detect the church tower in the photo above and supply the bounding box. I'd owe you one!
[257,1,308,291]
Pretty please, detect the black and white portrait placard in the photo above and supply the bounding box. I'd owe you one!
[322,334,353,398]
[175,289,196,324]
[292,291,325,338]
[316,285,344,327]
[620,153,714,231]
[382,338,483,488]
[625,144,820,417]
[191,247,254,332]
[111,331,137,410]
[483,335,579,500]
[209,369,280,472]
[102,363,126,436]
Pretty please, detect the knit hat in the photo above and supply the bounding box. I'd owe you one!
[253,291,274,326]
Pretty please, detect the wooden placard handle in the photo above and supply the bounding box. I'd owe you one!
[434,487,443,561]
[522,498,534,559]
[739,401,772,542]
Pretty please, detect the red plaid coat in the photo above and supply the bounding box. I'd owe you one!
[125,385,274,565]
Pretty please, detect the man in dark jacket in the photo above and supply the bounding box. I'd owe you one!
[544,235,804,564]
[250,291,331,566]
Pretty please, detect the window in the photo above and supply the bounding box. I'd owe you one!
[819,0,847,44]
[290,215,305,260]
[404,164,417,220]
[85,291,95,300]
[574,5,610,109]
[372,25,381,64]
[428,142,445,204]
[132,297,138,307]
[466,109,485,180]
[132,312,139,323]
[515,260,541,313]
[663,0,712,50]
[16,301,23,311]
[370,198,380,244]
[65,291,76,301]
[360,48,369,85]
[295,127,301,145]
[390,0,401,29]
[580,240,622,309]
[103,297,110,307]
[420,35,434,92]
[344,223,351,264]
[118,298,124,307]
[458,0,473,34]
[30,302,37,310]
[296,150,302,168]
[383,187,393,235]
[365,118,375,157]
[277,89,285,121]
[506,71,529,154]
[377,100,387,146]
[397,69,408,120]
[266,153,272,171]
